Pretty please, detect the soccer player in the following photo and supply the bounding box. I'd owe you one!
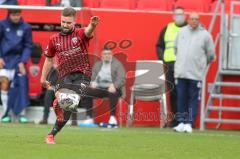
[40,7,99,144]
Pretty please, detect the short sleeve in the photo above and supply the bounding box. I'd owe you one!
[44,38,55,57]
[76,28,92,41]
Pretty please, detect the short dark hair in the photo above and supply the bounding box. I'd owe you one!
[102,46,112,51]
[102,47,112,54]
[8,9,21,14]
[62,7,76,18]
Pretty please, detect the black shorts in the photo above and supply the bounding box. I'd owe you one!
[46,68,112,98]
[58,72,90,86]
[47,69,90,94]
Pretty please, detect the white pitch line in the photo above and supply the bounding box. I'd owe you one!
[98,128,240,138]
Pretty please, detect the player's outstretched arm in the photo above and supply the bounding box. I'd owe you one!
[84,16,100,38]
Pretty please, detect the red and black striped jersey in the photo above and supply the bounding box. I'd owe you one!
[45,28,92,78]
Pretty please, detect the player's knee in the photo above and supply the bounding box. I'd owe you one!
[0,77,10,90]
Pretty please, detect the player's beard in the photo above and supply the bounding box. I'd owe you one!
[61,26,73,35]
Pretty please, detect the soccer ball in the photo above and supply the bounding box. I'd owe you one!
[58,93,80,111]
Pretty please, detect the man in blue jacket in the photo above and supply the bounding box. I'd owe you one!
[0,9,32,123]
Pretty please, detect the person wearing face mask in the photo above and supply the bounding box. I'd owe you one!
[156,7,187,127]
[80,47,126,127]
[173,12,215,133]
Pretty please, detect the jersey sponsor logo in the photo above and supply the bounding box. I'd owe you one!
[59,46,82,56]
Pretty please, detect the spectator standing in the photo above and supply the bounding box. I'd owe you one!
[156,7,187,127]
[173,12,215,133]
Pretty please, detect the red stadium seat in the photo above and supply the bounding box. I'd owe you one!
[209,0,221,12]
[17,0,27,5]
[202,0,215,11]
[100,0,136,9]
[175,0,205,12]
[50,0,60,6]
[83,0,101,8]
[26,0,46,6]
[167,0,176,11]
[136,0,169,11]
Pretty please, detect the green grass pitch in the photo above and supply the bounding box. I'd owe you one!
[0,124,239,159]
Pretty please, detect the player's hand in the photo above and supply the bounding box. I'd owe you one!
[0,58,5,69]
[90,16,99,27]
[108,84,116,93]
[40,79,51,89]
[18,62,26,75]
